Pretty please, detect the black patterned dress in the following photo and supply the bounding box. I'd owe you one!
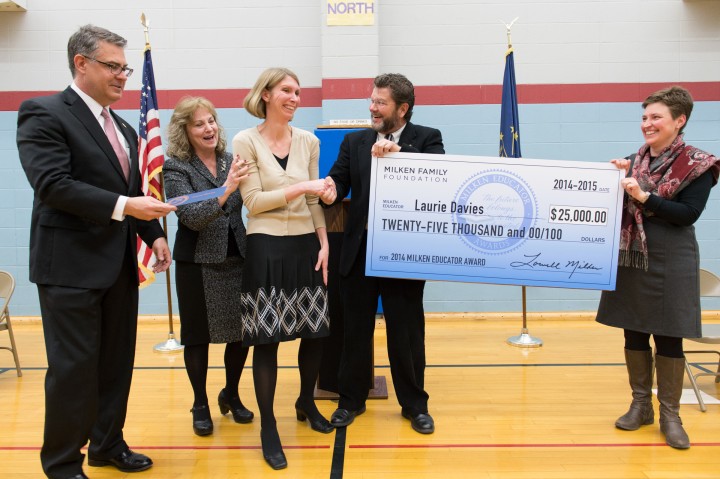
[239,151,329,345]
[240,232,329,345]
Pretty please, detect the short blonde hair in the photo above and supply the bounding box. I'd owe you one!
[165,96,227,161]
[244,67,300,119]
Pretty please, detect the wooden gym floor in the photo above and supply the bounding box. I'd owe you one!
[1,315,719,478]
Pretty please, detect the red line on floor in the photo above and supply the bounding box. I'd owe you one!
[350,442,720,448]
[0,445,329,451]
[6,442,720,451]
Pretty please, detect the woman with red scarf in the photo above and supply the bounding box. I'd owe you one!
[597,86,719,449]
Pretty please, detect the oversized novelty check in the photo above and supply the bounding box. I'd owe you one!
[366,152,625,290]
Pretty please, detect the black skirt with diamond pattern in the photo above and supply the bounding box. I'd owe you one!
[240,233,330,346]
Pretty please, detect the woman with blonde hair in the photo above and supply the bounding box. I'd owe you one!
[164,97,254,437]
[233,68,335,470]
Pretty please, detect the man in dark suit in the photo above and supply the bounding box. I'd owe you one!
[321,73,445,434]
[16,25,175,479]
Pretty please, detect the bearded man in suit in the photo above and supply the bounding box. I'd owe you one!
[320,73,445,434]
[17,24,176,479]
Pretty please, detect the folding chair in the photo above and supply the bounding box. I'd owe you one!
[0,270,22,377]
[684,268,720,411]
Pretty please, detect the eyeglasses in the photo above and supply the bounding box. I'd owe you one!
[368,97,391,108]
[82,55,134,77]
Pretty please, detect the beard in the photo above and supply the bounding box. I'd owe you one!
[371,110,402,134]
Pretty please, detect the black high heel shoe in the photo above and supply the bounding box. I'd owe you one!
[190,405,213,436]
[295,399,334,434]
[260,428,287,470]
[218,389,254,424]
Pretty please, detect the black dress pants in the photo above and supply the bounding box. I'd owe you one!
[38,252,138,478]
[337,232,429,415]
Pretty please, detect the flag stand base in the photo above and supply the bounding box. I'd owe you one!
[153,332,184,353]
[507,328,543,348]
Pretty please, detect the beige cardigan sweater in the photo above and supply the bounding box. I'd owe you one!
[233,126,326,236]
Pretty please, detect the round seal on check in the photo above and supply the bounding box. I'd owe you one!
[167,195,189,206]
[452,169,537,254]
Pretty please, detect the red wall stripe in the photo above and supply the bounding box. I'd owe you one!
[0,88,323,111]
[322,77,375,99]
[2,81,718,112]
[322,79,720,104]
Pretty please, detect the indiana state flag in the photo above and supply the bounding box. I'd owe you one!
[499,47,521,158]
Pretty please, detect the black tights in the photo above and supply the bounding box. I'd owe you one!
[252,342,280,430]
[184,341,249,407]
[624,329,684,358]
[253,337,325,430]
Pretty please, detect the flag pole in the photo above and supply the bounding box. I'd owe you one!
[154,203,182,351]
[139,13,183,353]
[497,18,542,348]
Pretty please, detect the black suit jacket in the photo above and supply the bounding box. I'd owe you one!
[17,87,164,289]
[327,122,445,276]
[163,152,247,264]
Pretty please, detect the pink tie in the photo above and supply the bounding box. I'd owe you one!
[101,108,130,180]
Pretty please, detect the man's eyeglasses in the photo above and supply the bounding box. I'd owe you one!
[368,98,391,108]
[82,55,134,77]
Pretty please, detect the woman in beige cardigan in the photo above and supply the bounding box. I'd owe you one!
[233,67,335,470]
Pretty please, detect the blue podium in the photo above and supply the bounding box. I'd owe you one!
[316,127,358,179]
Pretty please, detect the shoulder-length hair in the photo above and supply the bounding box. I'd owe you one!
[243,67,300,119]
[165,96,227,161]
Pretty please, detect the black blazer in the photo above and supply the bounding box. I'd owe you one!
[327,122,445,276]
[17,87,165,288]
[163,152,247,263]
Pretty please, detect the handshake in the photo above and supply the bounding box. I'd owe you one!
[308,176,337,205]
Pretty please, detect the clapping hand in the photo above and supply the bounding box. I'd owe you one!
[224,154,250,194]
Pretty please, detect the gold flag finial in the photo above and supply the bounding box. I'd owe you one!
[500,17,519,49]
[140,12,150,48]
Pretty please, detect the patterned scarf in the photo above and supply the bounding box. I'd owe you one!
[619,134,720,270]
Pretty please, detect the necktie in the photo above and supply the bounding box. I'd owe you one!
[101,108,130,180]
[386,133,394,142]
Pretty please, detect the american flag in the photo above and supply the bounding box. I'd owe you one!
[137,47,165,288]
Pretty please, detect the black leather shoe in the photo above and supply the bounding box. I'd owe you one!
[65,474,88,479]
[295,400,334,434]
[191,404,214,436]
[402,410,435,434]
[260,429,287,470]
[263,450,288,470]
[88,448,153,472]
[330,406,366,427]
[218,389,254,424]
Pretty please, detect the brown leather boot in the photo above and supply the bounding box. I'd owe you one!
[655,354,690,449]
[615,349,655,430]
